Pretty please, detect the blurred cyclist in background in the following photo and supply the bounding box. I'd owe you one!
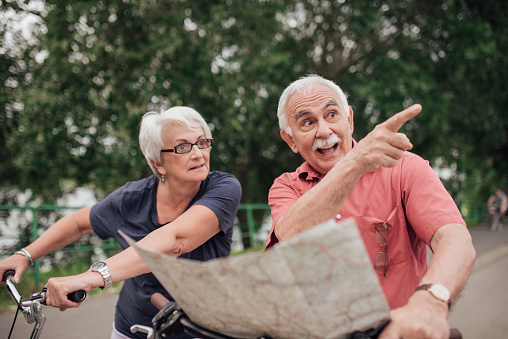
[487,188,507,231]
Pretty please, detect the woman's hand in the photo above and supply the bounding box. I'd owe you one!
[45,271,101,311]
[0,254,30,286]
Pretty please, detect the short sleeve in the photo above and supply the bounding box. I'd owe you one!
[268,174,302,227]
[90,187,125,240]
[401,155,466,245]
[265,173,305,249]
[194,172,242,235]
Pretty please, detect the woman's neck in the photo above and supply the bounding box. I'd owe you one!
[156,179,201,224]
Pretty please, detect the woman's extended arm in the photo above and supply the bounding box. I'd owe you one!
[45,204,220,309]
[106,204,221,282]
[0,206,94,285]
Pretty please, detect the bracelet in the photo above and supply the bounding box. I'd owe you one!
[15,248,34,266]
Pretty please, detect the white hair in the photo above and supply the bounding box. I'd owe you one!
[277,74,349,135]
[139,106,212,179]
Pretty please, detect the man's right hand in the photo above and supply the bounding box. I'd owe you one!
[348,104,422,174]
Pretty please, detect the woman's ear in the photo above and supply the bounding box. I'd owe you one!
[150,159,166,176]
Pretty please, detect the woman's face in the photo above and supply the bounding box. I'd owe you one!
[159,123,210,184]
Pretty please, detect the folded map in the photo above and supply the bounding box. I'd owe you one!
[124,218,390,339]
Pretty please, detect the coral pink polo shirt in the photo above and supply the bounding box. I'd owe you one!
[266,150,465,309]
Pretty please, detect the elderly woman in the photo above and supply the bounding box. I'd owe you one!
[0,106,242,339]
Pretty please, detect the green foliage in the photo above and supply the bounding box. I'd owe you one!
[1,0,507,236]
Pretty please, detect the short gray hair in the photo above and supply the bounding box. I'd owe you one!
[277,74,349,135]
[139,106,212,179]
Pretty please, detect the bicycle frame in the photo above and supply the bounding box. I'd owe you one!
[5,273,47,339]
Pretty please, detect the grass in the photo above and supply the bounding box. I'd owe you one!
[231,246,264,256]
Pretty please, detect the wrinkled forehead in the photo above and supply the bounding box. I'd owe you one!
[287,84,343,116]
[162,122,205,143]
[161,119,204,137]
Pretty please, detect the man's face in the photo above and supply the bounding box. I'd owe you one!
[281,84,354,175]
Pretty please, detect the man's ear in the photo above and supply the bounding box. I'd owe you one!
[280,130,299,154]
[348,106,354,134]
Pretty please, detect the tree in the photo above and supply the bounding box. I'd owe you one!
[274,0,508,212]
[2,0,299,246]
[1,0,506,240]
[0,0,43,204]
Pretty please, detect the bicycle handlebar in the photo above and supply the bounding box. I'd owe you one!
[150,292,168,310]
[3,269,87,339]
[2,269,87,303]
[148,293,462,339]
[67,289,87,303]
[350,326,462,339]
[449,329,462,339]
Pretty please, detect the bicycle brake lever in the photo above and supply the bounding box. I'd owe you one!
[21,291,47,306]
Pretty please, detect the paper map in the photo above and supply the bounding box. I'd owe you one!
[125,218,390,339]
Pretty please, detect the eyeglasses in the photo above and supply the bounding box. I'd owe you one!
[374,222,389,276]
[161,139,213,154]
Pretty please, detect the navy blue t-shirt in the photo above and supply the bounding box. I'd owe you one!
[90,171,242,338]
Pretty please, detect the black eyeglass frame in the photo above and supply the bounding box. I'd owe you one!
[161,139,213,154]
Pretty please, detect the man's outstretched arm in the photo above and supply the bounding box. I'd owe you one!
[379,223,476,339]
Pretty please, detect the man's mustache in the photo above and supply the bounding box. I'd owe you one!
[312,134,342,151]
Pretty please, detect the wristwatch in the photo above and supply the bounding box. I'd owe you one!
[415,283,451,308]
[90,262,112,290]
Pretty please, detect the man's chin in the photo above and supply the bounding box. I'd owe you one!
[310,158,341,175]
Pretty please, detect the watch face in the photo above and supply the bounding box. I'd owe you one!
[429,284,450,301]
[91,262,106,270]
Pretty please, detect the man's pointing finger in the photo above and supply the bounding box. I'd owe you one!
[382,104,422,133]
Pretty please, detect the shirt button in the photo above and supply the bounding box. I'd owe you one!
[336,214,342,220]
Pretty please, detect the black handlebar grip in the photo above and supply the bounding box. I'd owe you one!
[2,270,15,282]
[67,290,87,302]
[449,328,462,339]
[349,325,461,339]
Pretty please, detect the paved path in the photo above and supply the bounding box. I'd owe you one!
[1,224,507,338]
[0,291,119,338]
[448,225,508,339]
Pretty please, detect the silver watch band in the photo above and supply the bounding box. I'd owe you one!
[100,270,113,290]
[90,262,112,290]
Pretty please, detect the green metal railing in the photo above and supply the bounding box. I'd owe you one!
[0,205,120,284]
[238,203,271,246]
[1,201,486,285]
[0,203,270,285]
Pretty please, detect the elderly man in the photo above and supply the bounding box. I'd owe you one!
[265,75,476,339]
